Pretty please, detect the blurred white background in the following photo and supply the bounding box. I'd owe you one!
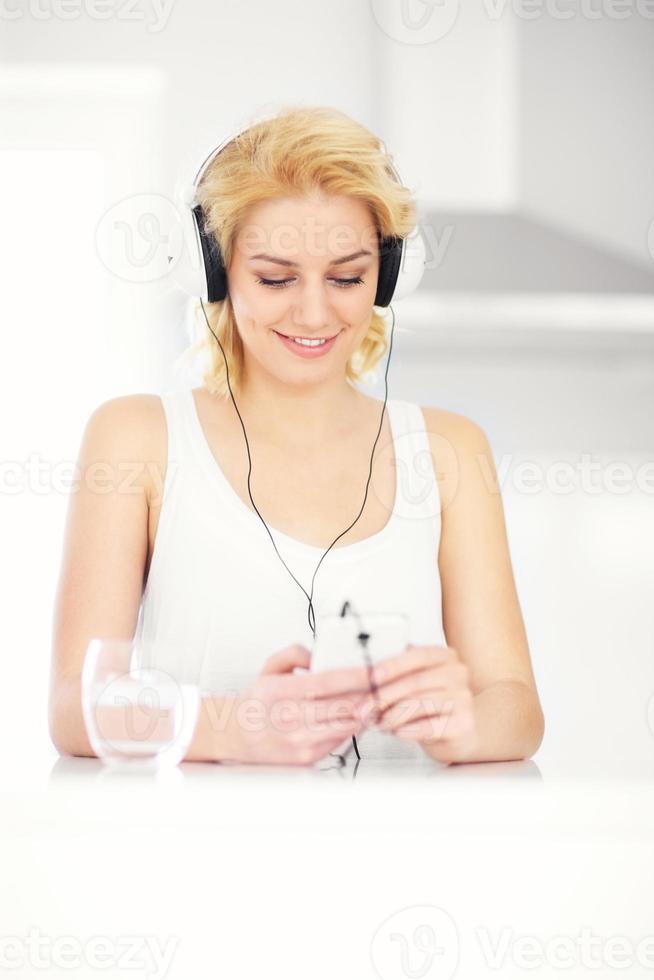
[1,0,654,776]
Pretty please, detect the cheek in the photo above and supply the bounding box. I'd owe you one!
[246,283,292,317]
[231,278,374,331]
[333,288,374,323]
[230,283,285,330]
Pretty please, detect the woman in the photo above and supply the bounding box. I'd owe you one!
[48,105,544,766]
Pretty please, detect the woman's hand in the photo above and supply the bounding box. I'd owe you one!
[225,644,372,765]
[361,644,478,761]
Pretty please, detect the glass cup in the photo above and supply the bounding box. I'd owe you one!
[81,638,200,772]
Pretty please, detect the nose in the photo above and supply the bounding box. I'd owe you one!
[290,279,332,333]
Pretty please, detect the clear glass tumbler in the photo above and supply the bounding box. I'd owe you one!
[81,638,200,772]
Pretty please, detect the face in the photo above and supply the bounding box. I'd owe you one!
[226,194,380,389]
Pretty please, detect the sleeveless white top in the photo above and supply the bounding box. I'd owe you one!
[133,389,446,761]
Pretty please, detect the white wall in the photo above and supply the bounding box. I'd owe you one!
[1,0,377,198]
[517,10,654,268]
[371,2,518,210]
[2,0,520,210]
[5,2,653,261]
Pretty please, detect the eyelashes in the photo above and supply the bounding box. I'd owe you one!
[256,276,365,290]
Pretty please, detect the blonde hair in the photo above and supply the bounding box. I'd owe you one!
[175,105,419,399]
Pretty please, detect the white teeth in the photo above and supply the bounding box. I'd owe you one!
[289,336,327,346]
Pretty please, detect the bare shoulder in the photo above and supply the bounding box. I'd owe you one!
[419,404,488,443]
[84,394,167,505]
[86,393,165,449]
[418,405,496,508]
[88,392,163,422]
[419,404,492,461]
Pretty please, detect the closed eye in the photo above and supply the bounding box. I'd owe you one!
[256,276,365,289]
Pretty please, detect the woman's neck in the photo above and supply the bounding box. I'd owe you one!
[229,379,368,451]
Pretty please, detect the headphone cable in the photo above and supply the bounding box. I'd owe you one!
[198,298,396,761]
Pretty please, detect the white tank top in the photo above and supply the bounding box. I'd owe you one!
[133,388,446,761]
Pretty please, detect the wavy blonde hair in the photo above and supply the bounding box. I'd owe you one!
[175,104,419,399]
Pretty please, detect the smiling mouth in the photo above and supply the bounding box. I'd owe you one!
[275,331,338,341]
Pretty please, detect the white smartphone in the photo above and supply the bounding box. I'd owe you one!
[310,612,409,675]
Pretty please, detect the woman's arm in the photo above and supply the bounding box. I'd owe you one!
[416,409,545,763]
[49,396,149,756]
[418,678,544,764]
[49,669,242,763]
[48,395,238,764]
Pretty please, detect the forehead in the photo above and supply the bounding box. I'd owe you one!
[235,194,379,262]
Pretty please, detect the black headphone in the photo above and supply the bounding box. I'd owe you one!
[169,126,426,305]
[168,123,426,765]
[193,201,411,308]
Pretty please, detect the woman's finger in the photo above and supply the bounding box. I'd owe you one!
[369,664,464,715]
[260,644,312,675]
[375,689,458,734]
[302,694,366,729]
[286,718,364,763]
[372,644,455,688]
[291,662,376,701]
[394,707,476,742]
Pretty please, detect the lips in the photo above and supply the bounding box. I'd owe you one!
[275,331,337,341]
[274,330,339,358]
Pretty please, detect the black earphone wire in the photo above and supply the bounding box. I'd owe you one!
[198,297,396,763]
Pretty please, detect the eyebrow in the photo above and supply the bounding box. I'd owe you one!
[248,249,373,267]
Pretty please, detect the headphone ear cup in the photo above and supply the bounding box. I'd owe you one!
[374,228,426,307]
[167,198,208,300]
[374,236,402,308]
[392,225,426,302]
[193,205,228,303]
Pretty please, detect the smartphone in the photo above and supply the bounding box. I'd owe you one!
[310,612,409,675]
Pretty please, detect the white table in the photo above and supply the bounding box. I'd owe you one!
[2,751,654,979]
